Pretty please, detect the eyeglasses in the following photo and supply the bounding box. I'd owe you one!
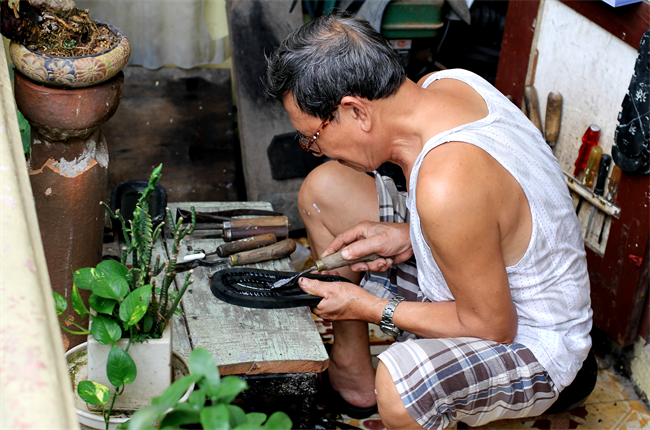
[297,107,338,155]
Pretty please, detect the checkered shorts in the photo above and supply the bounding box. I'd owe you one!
[362,173,559,429]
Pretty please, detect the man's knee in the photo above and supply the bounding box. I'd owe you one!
[376,361,423,429]
[298,161,378,223]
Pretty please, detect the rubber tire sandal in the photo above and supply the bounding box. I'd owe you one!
[210,268,351,309]
[320,369,378,420]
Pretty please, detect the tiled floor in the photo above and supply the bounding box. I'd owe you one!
[314,317,650,430]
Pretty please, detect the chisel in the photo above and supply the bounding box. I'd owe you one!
[598,165,622,244]
[184,216,289,241]
[586,154,611,238]
[182,233,278,261]
[271,250,388,289]
[175,239,296,272]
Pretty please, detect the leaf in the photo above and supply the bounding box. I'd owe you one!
[52,292,67,315]
[188,389,207,410]
[159,405,200,430]
[151,374,201,406]
[107,345,137,387]
[218,375,248,404]
[17,109,30,156]
[124,404,169,430]
[119,285,152,326]
[142,313,153,332]
[92,275,129,301]
[71,281,88,319]
[73,267,96,290]
[188,348,220,400]
[90,314,122,345]
[246,412,268,427]
[261,412,292,429]
[89,293,118,315]
[227,405,248,428]
[77,381,110,406]
[95,260,130,279]
[200,404,230,430]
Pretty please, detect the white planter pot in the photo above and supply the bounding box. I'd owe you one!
[66,342,193,430]
[87,321,173,411]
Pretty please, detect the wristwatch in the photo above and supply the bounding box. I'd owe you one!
[380,296,404,338]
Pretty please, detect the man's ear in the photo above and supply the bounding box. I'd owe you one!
[341,96,372,132]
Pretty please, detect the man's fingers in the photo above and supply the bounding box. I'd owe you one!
[298,277,326,297]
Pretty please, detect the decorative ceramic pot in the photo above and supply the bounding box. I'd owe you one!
[9,21,130,88]
[66,341,194,430]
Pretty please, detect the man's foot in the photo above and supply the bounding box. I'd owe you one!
[327,355,377,409]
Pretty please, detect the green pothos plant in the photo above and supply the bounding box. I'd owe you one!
[52,164,197,429]
[122,348,293,430]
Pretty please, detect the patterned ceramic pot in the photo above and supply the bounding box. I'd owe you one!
[9,21,130,88]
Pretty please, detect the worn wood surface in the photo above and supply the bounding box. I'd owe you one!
[165,202,328,375]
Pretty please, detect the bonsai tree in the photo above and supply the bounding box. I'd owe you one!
[53,164,197,429]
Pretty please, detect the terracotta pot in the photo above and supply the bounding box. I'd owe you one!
[9,21,130,88]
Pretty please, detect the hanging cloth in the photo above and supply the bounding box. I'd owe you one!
[75,0,226,69]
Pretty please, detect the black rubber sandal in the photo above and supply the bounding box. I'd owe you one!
[210,268,351,309]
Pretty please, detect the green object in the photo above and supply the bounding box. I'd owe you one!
[381,0,444,39]
[52,164,199,430]
[122,348,293,430]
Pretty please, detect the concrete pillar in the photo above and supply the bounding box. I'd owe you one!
[14,71,124,350]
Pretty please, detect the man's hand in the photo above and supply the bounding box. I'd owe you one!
[323,221,412,272]
[298,276,386,322]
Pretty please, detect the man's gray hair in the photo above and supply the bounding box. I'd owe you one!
[265,12,406,119]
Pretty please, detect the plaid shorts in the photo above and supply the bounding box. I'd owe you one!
[363,173,559,429]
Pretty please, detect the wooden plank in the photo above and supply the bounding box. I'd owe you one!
[166,202,329,375]
[494,0,540,104]
[226,0,305,227]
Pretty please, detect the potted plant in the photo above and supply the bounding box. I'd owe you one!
[4,1,133,352]
[123,348,293,430]
[4,2,130,88]
[53,164,197,429]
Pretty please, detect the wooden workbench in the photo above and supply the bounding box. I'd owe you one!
[165,202,329,377]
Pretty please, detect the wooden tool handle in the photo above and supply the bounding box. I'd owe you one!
[316,251,385,271]
[228,216,289,229]
[217,233,277,257]
[524,85,543,132]
[231,239,296,266]
[544,92,563,146]
[227,225,289,242]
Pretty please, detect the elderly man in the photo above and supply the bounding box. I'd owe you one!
[265,12,592,430]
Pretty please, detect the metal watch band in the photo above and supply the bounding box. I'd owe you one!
[380,296,404,338]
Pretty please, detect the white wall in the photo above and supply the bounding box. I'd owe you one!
[528,0,638,254]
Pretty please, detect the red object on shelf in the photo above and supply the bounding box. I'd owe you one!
[574,124,601,177]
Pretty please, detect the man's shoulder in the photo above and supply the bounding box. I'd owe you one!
[415,142,505,219]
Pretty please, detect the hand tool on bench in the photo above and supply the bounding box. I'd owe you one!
[271,250,388,289]
[183,233,278,261]
[175,239,296,272]
[544,92,562,147]
[184,216,289,241]
[176,208,284,223]
[586,154,611,238]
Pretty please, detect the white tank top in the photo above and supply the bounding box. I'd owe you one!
[408,69,593,391]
